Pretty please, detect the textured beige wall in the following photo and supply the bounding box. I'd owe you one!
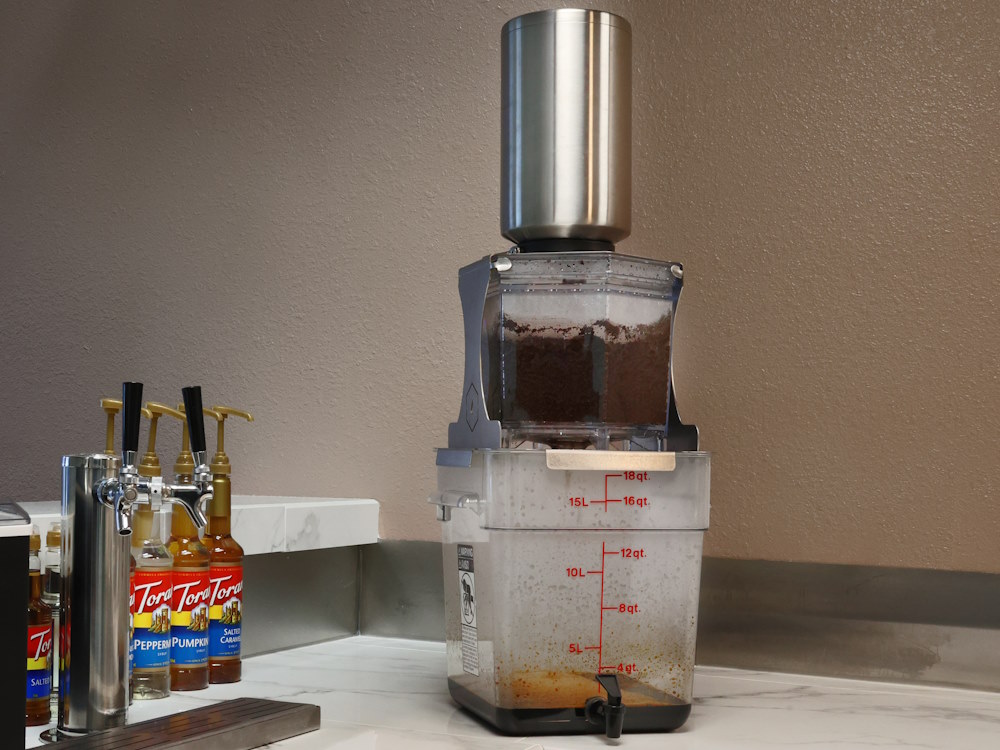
[1,2,998,572]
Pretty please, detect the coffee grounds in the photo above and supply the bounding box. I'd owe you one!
[500,316,671,426]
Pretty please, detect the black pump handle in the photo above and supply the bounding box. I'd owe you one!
[121,382,143,455]
[181,386,207,454]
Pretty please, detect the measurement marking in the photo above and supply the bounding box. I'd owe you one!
[601,606,617,611]
[586,570,602,575]
[598,541,606,668]
[584,645,600,651]
[604,474,622,513]
[604,549,620,556]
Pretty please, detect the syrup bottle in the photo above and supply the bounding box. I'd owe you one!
[166,403,218,691]
[132,506,172,698]
[41,522,61,714]
[203,406,253,683]
[26,528,53,727]
[131,403,184,699]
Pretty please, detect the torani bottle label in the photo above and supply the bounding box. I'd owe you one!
[208,564,243,660]
[26,624,52,701]
[170,569,210,666]
[133,570,172,669]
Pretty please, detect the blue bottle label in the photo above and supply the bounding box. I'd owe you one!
[171,625,209,666]
[26,671,51,701]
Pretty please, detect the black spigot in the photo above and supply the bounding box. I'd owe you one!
[585,673,627,739]
[121,382,143,457]
[181,386,207,454]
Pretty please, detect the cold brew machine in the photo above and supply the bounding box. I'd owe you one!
[431,9,710,737]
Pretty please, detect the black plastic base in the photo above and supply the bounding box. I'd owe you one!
[448,679,691,735]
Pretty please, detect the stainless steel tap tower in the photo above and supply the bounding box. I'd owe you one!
[57,383,213,736]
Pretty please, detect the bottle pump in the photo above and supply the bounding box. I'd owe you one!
[57,383,214,736]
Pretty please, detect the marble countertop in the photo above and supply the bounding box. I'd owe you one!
[22,495,379,556]
[27,636,1000,749]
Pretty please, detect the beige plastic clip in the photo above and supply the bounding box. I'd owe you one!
[545,450,676,472]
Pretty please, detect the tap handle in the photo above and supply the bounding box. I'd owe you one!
[596,673,623,705]
[181,386,207,454]
[121,382,144,455]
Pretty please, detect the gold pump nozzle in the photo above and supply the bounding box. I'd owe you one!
[132,403,176,544]
[102,398,151,454]
[101,398,122,455]
[203,406,253,523]
[139,402,186,478]
[175,403,222,479]
[208,406,254,476]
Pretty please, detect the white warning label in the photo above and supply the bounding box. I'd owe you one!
[457,544,479,676]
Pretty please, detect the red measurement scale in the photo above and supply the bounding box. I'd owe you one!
[568,471,650,512]
[565,472,650,675]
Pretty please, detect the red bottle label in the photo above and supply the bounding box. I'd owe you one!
[135,570,173,615]
[170,569,210,666]
[27,624,52,700]
[133,570,173,669]
[208,564,243,659]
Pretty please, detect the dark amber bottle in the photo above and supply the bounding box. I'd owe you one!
[26,530,53,726]
[168,441,211,692]
[202,406,252,684]
[167,506,211,691]
[202,482,244,684]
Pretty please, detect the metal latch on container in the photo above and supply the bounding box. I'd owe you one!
[428,491,482,522]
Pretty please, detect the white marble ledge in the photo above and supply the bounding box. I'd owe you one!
[26,636,1000,749]
[21,496,379,557]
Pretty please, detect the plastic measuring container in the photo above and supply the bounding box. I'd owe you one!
[433,448,710,735]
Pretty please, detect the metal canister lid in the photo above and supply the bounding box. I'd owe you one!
[501,8,632,246]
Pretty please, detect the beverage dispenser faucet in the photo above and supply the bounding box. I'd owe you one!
[586,674,627,739]
[57,383,214,737]
[97,383,212,535]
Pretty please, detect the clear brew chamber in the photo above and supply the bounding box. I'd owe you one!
[482,251,682,446]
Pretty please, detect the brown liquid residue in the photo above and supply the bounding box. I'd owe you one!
[501,670,684,709]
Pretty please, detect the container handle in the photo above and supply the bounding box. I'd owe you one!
[545,450,676,472]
